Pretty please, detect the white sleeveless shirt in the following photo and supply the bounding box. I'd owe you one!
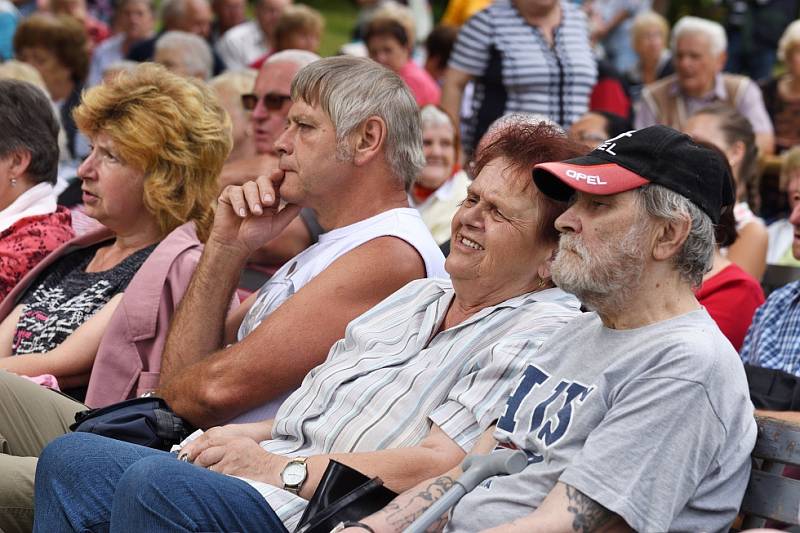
[229,207,447,423]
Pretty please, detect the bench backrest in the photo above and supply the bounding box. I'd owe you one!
[761,265,800,297]
[740,415,800,528]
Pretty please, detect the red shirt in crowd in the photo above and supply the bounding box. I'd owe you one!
[398,60,440,107]
[695,262,765,351]
[0,207,74,301]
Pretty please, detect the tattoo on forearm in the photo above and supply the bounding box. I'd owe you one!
[565,485,615,533]
[381,476,456,532]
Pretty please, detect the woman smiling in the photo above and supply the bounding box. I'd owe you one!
[31,121,591,533]
[410,105,469,245]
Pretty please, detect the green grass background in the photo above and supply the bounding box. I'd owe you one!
[298,0,360,57]
[297,0,447,57]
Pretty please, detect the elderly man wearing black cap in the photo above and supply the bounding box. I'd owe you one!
[346,125,757,533]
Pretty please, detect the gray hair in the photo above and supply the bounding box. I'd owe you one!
[420,104,452,130]
[156,30,213,80]
[291,56,424,191]
[779,19,800,62]
[266,49,320,69]
[0,80,59,184]
[636,184,715,286]
[671,16,727,57]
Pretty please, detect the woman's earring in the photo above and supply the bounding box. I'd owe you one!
[10,178,16,187]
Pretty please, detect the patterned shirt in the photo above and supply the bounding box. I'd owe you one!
[448,0,597,152]
[741,280,800,375]
[13,242,155,354]
[240,278,582,530]
[0,207,73,301]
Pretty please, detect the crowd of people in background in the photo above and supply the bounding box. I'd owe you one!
[1,0,800,531]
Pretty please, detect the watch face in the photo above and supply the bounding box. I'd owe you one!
[283,462,307,485]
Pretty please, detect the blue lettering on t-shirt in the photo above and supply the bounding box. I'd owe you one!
[497,365,549,432]
[496,364,595,459]
[537,381,594,445]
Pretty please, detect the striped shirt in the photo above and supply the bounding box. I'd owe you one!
[241,278,582,529]
[741,280,800,375]
[449,0,597,152]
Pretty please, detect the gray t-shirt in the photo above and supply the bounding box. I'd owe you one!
[446,309,756,533]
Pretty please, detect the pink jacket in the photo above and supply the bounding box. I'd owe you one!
[1,222,205,407]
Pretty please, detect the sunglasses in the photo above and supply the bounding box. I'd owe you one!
[241,92,292,111]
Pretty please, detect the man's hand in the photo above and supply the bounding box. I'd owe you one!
[191,436,287,484]
[213,170,302,255]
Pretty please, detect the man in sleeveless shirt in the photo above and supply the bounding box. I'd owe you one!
[156,56,446,430]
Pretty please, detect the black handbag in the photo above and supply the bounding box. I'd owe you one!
[70,396,194,451]
[294,460,398,533]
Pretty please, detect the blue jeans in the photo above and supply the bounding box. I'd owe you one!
[34,432,289,532]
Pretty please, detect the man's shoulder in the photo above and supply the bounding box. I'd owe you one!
[331,207,446,278]
[757,280,800,316]
[642,73,679,97]
[542,310,734,370]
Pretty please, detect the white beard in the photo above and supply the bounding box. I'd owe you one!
[552,223,648,312]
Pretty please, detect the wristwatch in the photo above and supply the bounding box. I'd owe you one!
[281,456,308,495]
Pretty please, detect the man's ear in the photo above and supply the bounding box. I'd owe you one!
[352,116,387,167]
[652,216,691,262]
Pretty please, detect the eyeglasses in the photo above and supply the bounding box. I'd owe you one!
[241,92,292,111]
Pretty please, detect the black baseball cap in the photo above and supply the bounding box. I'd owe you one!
[532,125,735,223]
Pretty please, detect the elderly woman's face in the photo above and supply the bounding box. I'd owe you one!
[633,24,666,63]
[446,157,552,290]
[78,132,147,230]
[418,122,456,190]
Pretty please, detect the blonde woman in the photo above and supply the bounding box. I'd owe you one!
[0,62,231,398]
[0,62,231,533]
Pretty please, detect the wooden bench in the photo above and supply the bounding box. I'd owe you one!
[740,415,800,528]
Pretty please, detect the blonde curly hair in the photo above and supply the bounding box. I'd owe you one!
[73,63,232,242]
